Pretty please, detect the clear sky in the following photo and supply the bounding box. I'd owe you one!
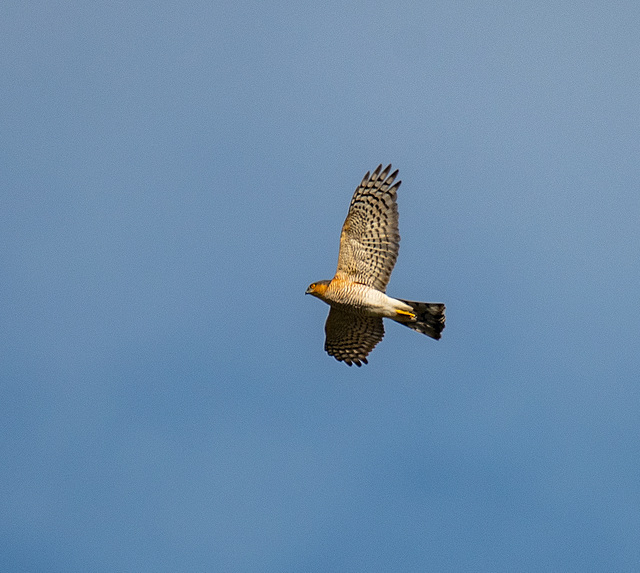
[2,1,639,571]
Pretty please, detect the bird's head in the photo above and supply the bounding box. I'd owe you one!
[305,280,330,298]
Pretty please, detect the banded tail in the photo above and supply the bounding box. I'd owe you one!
[394,299,445,340]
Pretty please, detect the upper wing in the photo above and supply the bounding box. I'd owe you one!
[324,308,385,367]
[335,164,400,293]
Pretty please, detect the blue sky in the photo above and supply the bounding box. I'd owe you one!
[2,1,639,571]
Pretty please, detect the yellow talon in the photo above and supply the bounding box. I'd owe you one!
[396,309,416,319]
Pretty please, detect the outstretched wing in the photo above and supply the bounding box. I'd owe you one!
[324,308,385,367]
[335,164,400,293]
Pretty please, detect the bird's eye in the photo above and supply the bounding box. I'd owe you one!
[310,283,316,290]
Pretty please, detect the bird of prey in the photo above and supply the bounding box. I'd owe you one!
[306,164,445,366]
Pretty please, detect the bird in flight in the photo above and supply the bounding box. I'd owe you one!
[306,164,445,366]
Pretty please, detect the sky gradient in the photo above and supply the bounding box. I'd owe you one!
[2,2,640,571]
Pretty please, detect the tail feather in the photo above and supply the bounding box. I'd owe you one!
[395,299,445,340]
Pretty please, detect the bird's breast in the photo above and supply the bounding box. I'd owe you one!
[325,279,388,316]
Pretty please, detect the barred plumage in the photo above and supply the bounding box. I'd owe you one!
[335,164,400,293]
[324,309,384,367]
[306,164,445,366]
